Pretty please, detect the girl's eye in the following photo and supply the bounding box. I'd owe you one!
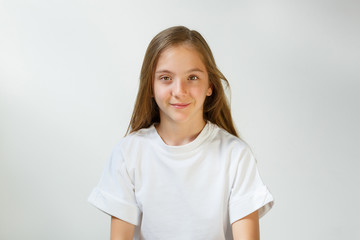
[160,76,171,81]
[189,76,198,80]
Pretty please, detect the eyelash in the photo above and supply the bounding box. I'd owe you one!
[160,76,171,81]
[159,75,199,81]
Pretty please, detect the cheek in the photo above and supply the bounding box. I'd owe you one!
[195,84,210,97]
[153,84,169,102]
[190,88,208,102]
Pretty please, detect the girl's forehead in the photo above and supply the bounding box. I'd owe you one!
[155,44,206,70]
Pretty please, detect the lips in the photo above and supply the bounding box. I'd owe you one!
[170,103,190,109]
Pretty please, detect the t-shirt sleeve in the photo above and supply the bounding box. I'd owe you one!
[87,142,141,226]
[228,146,274,224]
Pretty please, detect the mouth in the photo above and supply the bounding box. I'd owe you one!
[170,103,190,109]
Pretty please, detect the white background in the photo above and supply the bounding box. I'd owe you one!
[1,0,359,239]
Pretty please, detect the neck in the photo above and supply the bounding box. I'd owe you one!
[155,120,206,146]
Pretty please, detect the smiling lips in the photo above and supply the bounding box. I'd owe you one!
[170,103,190,109]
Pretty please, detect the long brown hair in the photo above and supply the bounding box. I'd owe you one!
[126,26,238,137]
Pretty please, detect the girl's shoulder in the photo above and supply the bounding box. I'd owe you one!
[210,124,257,167]
[109,125,157,166]
[210,122,249,150]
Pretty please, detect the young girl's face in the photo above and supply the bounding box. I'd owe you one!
[153,44,212,126]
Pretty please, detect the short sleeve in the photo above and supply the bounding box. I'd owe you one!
[228,146,274,224]
[88,142,141,226]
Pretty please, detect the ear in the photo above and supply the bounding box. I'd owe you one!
[206,86,213,96]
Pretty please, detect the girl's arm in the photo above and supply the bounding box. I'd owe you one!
[231,210,260,240]
[110,216,135,240]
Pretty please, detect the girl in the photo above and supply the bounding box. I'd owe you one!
[88,26,274,240]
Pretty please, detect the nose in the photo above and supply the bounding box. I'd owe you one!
[172,78,187,97]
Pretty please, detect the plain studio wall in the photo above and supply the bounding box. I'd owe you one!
[1,0,359,239]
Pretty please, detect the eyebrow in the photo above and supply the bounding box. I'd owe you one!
[155,68,205,74]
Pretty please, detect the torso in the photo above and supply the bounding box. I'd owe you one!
[120,122,245,239]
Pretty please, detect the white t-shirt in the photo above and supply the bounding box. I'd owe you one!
[88,121,274,240]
